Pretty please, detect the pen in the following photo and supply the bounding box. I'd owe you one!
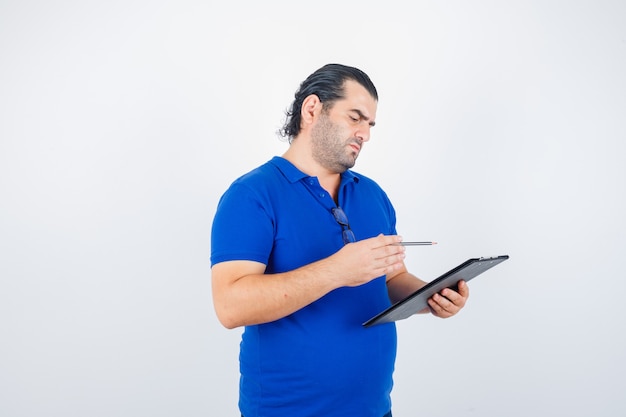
[398,241,437,246]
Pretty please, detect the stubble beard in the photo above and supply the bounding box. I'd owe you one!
[310,114,359,174]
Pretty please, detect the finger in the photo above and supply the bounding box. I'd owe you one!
[372,251,406,274]
[370,234,403,248]
[437,292,457,309]
[456,280,470,299]
[373,243,406,260]
[429,293,456,317]
[427,297,451,318]
[440,285,467,309]
[439,288,459,305]
[443,281,467,298]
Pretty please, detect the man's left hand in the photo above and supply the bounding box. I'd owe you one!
[428,280,469,318]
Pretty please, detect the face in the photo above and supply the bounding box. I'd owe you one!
[310,80,377,173]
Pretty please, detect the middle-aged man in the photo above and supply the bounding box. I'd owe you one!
[210,63,469,417]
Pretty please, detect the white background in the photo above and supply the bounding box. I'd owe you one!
[1,1,625,416]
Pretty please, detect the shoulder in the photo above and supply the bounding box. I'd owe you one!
[231,160,278,187]
[347,170,396,217]
[217,157,300,214]
[228,156,303,190]
[219,160,281,203]
[349,170,388,196]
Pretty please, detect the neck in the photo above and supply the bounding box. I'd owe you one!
[282,146,342,201]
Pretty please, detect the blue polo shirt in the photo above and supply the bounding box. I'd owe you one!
[211,156,398,417]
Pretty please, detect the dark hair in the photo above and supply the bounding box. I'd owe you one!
[279,63,378,142]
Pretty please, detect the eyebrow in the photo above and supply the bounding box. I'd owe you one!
[351,109,376,127]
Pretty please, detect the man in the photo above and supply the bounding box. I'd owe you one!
[210,63,469,417]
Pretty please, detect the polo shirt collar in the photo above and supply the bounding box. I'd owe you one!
[270,156,360,184]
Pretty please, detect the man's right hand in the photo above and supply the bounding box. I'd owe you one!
[323,234,406,288]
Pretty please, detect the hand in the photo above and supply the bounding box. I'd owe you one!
[326,234,406,288]
[428,280,469,318]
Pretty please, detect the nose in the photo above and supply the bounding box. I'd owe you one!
[355,124,371,143]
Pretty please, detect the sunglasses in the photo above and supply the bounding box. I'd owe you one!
[331,207,356,245]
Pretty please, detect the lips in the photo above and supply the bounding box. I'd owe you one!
[348,141,361,153]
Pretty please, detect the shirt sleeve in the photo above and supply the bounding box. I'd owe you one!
[210,181,274,266]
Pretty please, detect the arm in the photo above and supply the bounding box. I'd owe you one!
[212,234,407,329]
[386,265,470,318]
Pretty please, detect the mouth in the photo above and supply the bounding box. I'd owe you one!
[348,141,362,154]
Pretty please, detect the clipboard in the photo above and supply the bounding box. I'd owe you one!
[363,255,509,327]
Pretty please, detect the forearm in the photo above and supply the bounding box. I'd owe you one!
[386,270,428,308]
[211,259,340,329]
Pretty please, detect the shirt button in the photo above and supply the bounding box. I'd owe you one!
[319,193,325,198]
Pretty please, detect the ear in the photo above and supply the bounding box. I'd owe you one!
[300,94,323,126]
